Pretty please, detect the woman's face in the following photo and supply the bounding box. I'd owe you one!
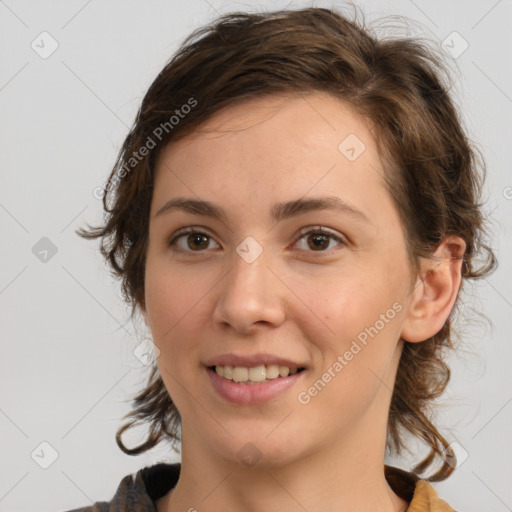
[144,91,415,468]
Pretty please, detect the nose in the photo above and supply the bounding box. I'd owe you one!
[212,250,286,335]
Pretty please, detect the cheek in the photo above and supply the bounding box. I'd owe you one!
[144,257,220,370]
[144,259,197,346]
[296,268,399,340]
[144,263,206,408]
[296,263,406,393]
[297,288,404,423]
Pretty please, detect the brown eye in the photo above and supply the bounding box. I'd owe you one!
[186,233,209,250]
[294,227,345,252]
[307,233,330,250]
[169,229,220,253]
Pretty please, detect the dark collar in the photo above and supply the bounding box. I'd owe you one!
[140,463,180,501]
[140,463,418,503]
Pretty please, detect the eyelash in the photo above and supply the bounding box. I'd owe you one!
[167,226,346,255]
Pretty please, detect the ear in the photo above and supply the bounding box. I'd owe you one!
[400,235,466,343]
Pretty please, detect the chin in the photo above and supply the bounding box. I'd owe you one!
[209,434,304,471]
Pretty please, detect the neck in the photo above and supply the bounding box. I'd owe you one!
[159,419,408,512]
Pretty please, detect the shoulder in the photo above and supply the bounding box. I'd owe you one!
[61,463,181,512]
[385,465,456,512]
[408,480,456,512]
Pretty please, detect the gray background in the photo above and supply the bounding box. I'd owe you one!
[1,1,511,511]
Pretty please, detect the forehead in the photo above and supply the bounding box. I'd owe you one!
[173,91,371,146]
[152,91,392,222]
[155,91,380,172]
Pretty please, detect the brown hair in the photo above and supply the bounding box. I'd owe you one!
[78,6,496,481]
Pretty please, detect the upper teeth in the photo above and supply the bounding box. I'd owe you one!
[215,364,299,383]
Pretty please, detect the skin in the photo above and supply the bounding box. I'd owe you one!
[142,91,465,512]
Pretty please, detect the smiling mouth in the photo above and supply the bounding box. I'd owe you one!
[208,364,306,384]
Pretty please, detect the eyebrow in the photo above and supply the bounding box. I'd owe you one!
[154,195,371,224]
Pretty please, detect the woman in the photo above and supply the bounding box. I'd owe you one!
[72,6,495,511]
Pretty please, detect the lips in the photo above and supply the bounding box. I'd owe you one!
[203,352,308,404]
[206,365,306,405]
[203,352,306,370]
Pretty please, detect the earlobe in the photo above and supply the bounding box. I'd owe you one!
[400,236,466,343]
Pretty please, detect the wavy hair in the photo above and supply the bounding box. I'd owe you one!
[78,6,496,481]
